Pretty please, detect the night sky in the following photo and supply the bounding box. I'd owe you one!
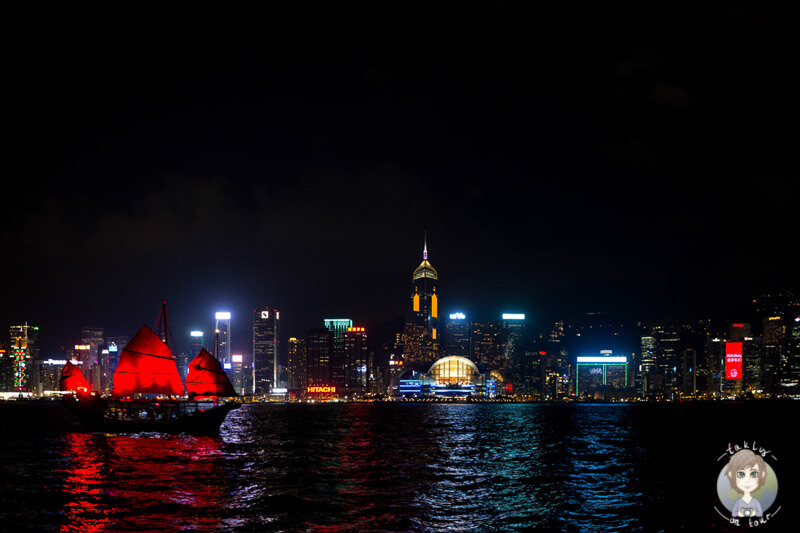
[5,3,798,355]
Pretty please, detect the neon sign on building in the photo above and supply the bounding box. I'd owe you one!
[12,346,27,391]
[725,342,743,380]
[307,386,337,394]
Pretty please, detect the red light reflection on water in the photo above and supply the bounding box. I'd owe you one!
[59,432,225,532]
[59,433,111,533]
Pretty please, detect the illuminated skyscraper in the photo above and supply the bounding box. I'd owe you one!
[344,326,368,395]
[215,312,232,365]
[471,321,503,365]
[287,337,307,390]
[403,237,439,365]
[655,323,681,392]
[639,335,657,397]
[502,313,527,372]
[789,314,800,385]
[445,313,470,357]
[325,318,352,390]
[253,307,279,394]
[307,328,332,392]
[81,327,104,390]
[190,330,204,356]
[231,354,244,393]
[6,323,39,393]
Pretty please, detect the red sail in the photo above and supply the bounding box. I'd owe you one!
[60,360,91,392]
[112,325,185,397]
[186,348,236,399]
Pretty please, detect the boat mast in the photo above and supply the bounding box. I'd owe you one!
[162,300,170,348]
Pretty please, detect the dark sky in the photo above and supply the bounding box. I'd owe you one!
[4,3,798,355]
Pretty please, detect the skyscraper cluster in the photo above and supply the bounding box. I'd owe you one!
[2,238,798,402]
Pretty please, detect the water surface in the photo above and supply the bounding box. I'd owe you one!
[1,401,796,531]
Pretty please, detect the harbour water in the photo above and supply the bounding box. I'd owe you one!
[1,401,797,531]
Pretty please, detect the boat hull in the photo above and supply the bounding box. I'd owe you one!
[63,396,240,434]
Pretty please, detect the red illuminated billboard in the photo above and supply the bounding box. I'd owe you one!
[726,342,742,380]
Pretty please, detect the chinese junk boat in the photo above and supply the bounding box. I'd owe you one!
[62,303,240,433]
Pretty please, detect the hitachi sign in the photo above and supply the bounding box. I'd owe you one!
[306,386,336,394]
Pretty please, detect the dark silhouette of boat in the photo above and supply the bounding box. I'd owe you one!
[62,302,240,433]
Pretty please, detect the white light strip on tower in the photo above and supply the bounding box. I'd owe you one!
[577,356,627,363]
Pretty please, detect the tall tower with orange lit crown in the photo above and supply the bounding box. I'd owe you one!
[404,236,439,364]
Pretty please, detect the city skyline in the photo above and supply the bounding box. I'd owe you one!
[4,5,798,355]
[6,240,797,361]
[4,234,798,400]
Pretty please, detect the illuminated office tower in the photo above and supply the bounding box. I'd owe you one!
[789,314,800,384]
[32,358,65,397]
[344,326,368,395]
[471,321,503,365]
[231,354,244,393]
[81,327,104,357]
[0,346,9,392]
[445,313,470,357]
[325,318,352,390]
[7,324,39,393]
[723,341,744,393]
[287,337,307,390]
[501,313,526,372]
[639,335,657,397]
[215,311,232,366]
[575,352,628,399]
[655,324,681,392]
[729,322,751,342]
[104,336,127,391]
[190,330,204,356]
[307,328,332,392]
[743,337,763,392]
[761,316,784,393]
[403,237,439,365]
[80,326,104,389]
[681,348,697,395]
[105,335,127,366]
[253,308,279,394]
[176,330,203,383]
[762,316,785,345]
[706,337,725,394]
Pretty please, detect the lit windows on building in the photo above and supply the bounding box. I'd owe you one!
[575,354,629,399]
[254,308,279,394]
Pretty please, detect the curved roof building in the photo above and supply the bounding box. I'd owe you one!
[393,355,512,398]
[428,356,479,385]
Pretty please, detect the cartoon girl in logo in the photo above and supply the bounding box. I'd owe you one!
[725,449,767,518]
